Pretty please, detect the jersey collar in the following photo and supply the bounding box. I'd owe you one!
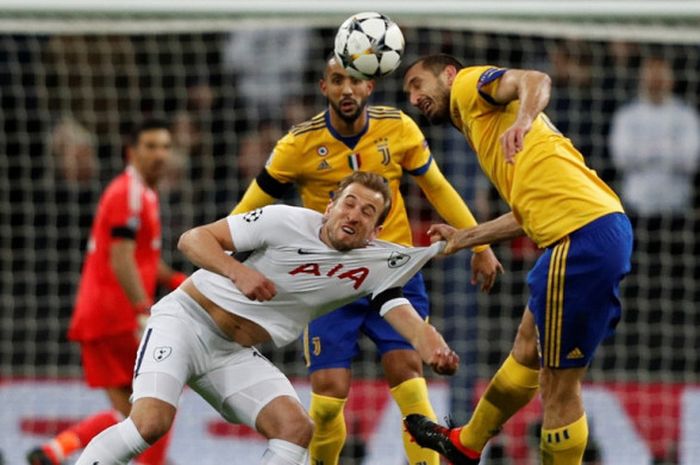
[324,110,369,150]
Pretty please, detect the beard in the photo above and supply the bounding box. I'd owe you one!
[426,93,451,125]
[329,97,368,125]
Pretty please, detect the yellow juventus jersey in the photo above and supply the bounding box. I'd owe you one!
[258,106,433,246]
[450,66,624,247]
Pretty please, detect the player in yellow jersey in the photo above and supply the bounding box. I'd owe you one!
[402,55,633,465]
[232,55,503,465]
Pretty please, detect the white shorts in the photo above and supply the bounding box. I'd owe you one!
[131,289,299,428]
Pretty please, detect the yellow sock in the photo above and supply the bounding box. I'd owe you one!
[308,393,347,465]
[460,353,539,452]
[390,377,439,465]
[541,414,588,465]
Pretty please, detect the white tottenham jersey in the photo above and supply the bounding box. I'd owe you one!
[191,205,443,347]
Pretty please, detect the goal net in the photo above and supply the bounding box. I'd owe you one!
[1,2,698,464]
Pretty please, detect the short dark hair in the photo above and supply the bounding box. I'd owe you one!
[404,54,464,78]
[322,51,337,79]
[334,171,392,226]
[129,119,170,147]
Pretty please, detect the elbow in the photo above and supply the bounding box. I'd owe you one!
[526,70,552,101]
[530,70,551,88]
[177,229,194,255]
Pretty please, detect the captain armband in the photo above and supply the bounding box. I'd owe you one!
[371,287,410,317]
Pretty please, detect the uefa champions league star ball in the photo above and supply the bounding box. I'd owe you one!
[334,12,405,80]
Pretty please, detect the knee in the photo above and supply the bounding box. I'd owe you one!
[512,344,539,369]
[131,415,172,444]
[513,335,540,370]
[309,393,346,424]
[382,350,423,386]
[129,399,175,445]
[310,369,351,399]
[134,418,170,444]
[278,414,315,447]
[539,369,583,409]
[512,323,539,369]
[257,397,316,447]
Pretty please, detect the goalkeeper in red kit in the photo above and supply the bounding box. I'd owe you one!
[27,120,186,465]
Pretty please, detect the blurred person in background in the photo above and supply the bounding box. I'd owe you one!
[235,98,313,199]
[49,116,102,347]
[236,118,284,195]
[232,54,502,465]
[27,120,186,465]
[158,81,223,277]
[51,116,99,186]
[545,40,603,175]
[223,27,313,129]
[608,55,700,372]
[609,55,700,218]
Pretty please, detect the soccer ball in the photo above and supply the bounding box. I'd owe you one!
[334,12,405,80]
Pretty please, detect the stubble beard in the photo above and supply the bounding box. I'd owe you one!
[427,93,451,125]
[330,98,368,126]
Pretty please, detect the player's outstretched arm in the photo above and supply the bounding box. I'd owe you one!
[178,219,276,301]
[429,211,525,255]
[383,304,459,375]
[415,163,503,292]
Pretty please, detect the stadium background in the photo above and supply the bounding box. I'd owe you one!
[1,2,699,464]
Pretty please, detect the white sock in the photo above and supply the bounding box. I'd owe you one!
[74,418,149,465]
[260,439,308,465]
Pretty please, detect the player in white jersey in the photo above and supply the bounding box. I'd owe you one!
[73,172,459,465]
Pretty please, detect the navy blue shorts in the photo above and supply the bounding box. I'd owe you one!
[304,272,429,372]
[527,213,633,368]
